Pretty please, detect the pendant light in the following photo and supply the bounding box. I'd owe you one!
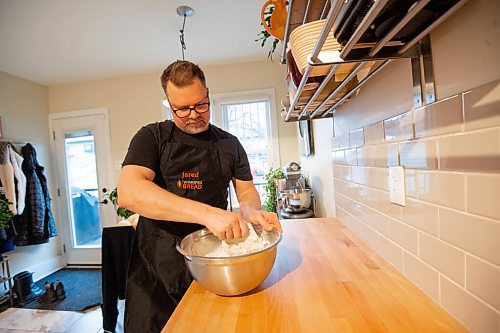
[162,6,195,110]
[176,6,194,61]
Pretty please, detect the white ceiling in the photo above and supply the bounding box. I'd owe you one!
[0,0,279,86]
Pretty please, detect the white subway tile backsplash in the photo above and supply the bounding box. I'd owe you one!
[334,179,347,195]
[374,143,399,167]
[440,276,499,333]
[403,251,440,303]
[366,167,388,191]
[364,121,385,146]
[387,218,418,255]
[357,204,389,236]
[376,190,402,220]
[351,166,367,185]
[440,208,500,266]
[357,146,375,166]
[338,134,350,149]
[345,181,360,201]
[349,128,364,148]
[344,148,357,166]
[467,173,500,220]
[362,224,381,253]
[413,95,463,138]
[437,128,500,173]
[405,169,417,198]
[344,196,363,217]
[463,80,500,131]
[419,233,465,286]
[333,150,345,165]
[417,170,466,210]
[401,198,439,236]
[378,236,403,272]
[399,139,438,169]
[333,81,500,333]
[357,185,378,209]
[333,165,351,181]
[466,254,500,311]
[384,111,413,142]
[336,206,359,232]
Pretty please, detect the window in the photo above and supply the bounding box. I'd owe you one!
[212,89,280,208]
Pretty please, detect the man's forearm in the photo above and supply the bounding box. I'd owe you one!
[237,187,263,220]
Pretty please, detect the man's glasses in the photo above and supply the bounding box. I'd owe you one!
[169,96,210,118]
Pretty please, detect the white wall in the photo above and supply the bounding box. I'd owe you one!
[0,71,64,283]
[300,118,335,217]
[49,60,299,182]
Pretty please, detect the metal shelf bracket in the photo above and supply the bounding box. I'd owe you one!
[411,35,436,109]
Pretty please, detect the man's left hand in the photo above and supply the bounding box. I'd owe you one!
[244,210,283,233]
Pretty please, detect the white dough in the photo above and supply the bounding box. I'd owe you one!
[205,224,270,257]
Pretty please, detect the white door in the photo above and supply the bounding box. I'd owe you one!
[50,108,115,264]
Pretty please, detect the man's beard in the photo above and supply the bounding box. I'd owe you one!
[179,118,209,134]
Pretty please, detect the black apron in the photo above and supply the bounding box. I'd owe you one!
[124,124,230,332]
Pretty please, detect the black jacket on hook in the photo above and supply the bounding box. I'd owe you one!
[15,143,57,246]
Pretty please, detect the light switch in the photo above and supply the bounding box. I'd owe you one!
[389,166,406,206]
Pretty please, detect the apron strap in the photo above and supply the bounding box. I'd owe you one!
[158,121,176,163]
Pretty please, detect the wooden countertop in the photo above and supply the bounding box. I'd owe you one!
[163,218,468,333]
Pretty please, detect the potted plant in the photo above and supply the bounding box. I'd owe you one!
[105,188,134,220]
[263,166,285,213]
[0,193,14,240]
[256,2,286,61]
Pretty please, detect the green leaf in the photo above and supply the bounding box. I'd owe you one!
[262,166,285,212]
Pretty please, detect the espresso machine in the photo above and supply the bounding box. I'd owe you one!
[277,162,314,219]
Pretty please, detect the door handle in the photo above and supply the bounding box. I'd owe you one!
[99,199,109,205]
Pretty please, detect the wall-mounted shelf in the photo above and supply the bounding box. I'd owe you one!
[280,0,469,122]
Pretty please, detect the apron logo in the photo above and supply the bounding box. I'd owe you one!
[177,171,203,190]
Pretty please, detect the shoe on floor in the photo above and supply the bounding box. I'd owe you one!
[55,280,66,300]
[38,281,57,303]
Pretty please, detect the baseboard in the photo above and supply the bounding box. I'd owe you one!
[31,255,66,282]
[66,264,101,269]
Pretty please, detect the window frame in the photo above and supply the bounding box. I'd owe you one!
[211,88,281,170]
[211,89,281,209]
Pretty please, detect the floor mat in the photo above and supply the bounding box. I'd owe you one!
[17,268,102,312]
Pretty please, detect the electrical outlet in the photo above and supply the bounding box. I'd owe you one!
[389,166,406,206]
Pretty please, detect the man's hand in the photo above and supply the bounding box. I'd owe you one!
[243,209,283,233]
[204,210,250,240]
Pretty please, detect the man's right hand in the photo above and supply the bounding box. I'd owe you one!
[204,210,250,240]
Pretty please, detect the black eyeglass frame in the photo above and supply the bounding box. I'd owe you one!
[167,94,210,118]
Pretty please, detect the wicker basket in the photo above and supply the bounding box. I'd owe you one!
[289,19,374,80]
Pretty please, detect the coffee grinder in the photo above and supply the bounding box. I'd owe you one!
[277,162,314,219]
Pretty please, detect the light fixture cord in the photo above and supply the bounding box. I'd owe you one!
[179,14,187,60]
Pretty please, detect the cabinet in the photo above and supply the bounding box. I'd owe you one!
[0,255,14,307]
[280,0,469,122]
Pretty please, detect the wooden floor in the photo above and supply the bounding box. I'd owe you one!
[0,300,124,333]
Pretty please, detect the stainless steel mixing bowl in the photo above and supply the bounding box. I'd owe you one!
[176,225,282,296]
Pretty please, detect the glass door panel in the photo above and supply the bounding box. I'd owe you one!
[64,132,101,247]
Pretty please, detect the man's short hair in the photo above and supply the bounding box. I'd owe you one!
[160,60,206,95]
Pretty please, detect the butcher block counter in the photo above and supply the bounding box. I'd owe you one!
[163,218,468,333]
